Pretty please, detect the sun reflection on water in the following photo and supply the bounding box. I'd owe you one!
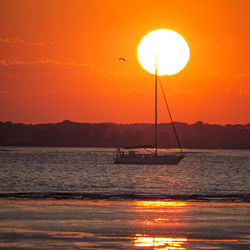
[133,201,188,249]
[134,234,187,249]
[135,201,187,208]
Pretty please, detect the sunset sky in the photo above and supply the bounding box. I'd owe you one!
[0,0,249,124]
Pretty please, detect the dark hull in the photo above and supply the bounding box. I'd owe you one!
[114,154,185,165]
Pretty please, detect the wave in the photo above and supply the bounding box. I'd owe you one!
[0,192,249,202]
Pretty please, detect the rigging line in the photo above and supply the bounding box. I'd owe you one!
[158,76,183,153]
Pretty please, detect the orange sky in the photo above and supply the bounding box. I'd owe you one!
[0,0,249,124]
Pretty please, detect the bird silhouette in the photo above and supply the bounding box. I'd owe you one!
[119,57,126,62]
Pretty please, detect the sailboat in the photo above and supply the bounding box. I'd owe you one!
[113,57,185,165]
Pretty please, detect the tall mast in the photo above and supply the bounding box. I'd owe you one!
[155,56,158,156]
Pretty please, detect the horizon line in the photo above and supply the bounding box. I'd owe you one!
[1,119,249,126]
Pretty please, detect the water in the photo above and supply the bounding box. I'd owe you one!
[0,147,250,249]
[0,147,249,202]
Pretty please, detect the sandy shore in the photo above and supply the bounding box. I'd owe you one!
[0,200,249,249]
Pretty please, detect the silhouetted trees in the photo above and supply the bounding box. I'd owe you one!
[0,120,250,149]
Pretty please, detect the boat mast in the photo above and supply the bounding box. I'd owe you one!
[155,56,158,156]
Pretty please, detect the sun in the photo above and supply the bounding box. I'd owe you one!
[137,29,190,76]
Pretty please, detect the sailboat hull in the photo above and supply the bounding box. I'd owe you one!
[114,154,185,165]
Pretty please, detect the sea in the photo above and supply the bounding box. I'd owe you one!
[0,147,250,249]
[0,147,249,202]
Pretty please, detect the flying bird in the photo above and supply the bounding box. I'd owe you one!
[119,57,126,62]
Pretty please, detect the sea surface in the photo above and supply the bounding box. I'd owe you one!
[0,147,249,202]
[0,147,250,249]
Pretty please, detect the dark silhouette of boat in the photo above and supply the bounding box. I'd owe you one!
[114,57,185,165]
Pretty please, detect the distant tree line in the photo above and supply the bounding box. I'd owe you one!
[0,120,250,149]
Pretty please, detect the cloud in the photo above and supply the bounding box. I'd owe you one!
[0,37,62,47]
[0,59,95,69]
[0,37,45,47]
[0,88,86,96]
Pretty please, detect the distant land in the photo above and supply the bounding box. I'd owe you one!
[0,120,250,149]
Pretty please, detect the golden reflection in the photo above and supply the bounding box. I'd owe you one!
[136,201,187,207]
[0,200,248,207]
[134,234,187,249]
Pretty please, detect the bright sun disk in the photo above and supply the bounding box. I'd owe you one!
[137,29,190,76]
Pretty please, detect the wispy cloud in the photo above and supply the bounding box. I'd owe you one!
[0,37,44,46]
[0,59,95,69]
[0,37,60,47]
[0,88,86,96]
